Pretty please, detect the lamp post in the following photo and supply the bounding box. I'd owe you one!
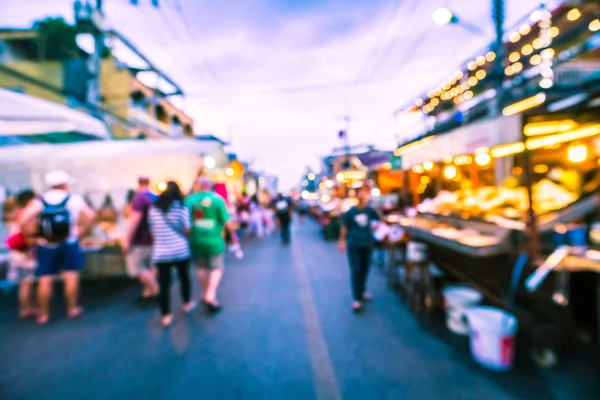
[432,7,487,36]
[433,1,506,113]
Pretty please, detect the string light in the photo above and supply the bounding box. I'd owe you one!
[537,6,554,89]
[505,66,514,76]
[476,56,486,66]
[485,51,496,62]
[431,98,439,106]
[530,54,542,65]
[541,48,554,60]
[519,24,531,35]
[522,44,533,55]
[590,19,600,32]
[532,38,544,49]
[476,70,486,80]
[567,8,581,22]
[415,98,424,107]
[468,61,477,71]
[512,62,523,74]
[463,90,474,100]
[509,32,521,43]
[509,52,521,63]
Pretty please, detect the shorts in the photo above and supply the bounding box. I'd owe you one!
[192,253,224,271]
[37,241,84,277]
[125,246,153,277]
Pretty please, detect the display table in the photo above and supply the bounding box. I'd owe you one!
[81,246,127,279]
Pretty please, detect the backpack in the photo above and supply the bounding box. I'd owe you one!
[38,196,71,243]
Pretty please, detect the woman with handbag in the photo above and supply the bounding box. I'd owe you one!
[148,181,195,327]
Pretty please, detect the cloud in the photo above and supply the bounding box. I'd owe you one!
[0,0,548,189]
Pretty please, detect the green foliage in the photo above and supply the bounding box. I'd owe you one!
[33,17,81,59]
[32,17,110,59]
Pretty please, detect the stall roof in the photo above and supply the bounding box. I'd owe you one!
[0,138,222,165]
[0,88,110,139]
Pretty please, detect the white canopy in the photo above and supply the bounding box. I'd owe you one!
[0,138,223,165]
[0,139,227,210]
[0,88,110,139]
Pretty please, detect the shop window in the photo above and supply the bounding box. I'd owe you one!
[155,104,168,123]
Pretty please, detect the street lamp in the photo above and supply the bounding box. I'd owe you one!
[432,7,455,26]
[432,6,487,36]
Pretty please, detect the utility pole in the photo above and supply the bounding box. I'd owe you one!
[491,0,505,115]
[74,0,104,108]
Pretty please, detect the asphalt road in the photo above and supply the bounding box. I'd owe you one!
[0,221,598,400]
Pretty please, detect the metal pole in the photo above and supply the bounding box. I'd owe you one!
[491,0,505,115]
[85,0,103,107]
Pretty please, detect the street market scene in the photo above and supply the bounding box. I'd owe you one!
[1,0,600,399]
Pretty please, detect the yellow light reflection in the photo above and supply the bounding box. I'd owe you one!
[475,153,491,166]
[567,145,587,163]
[524,120,579,136]
[502,93,546,116]
[526,124,600,150]
[443,165,457,180]
[490,142,525,158]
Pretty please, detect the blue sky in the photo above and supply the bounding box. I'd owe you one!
[1,0,550,188]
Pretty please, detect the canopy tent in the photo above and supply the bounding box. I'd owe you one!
[0,139,227,210]
[0,88,110,140]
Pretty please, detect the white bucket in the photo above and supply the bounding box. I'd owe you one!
[466,306,518,371]
[442,287,482,335]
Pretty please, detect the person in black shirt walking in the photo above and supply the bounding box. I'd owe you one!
[339,185,380,313]
[273,193,292,245]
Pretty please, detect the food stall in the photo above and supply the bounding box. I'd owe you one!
[0,139,227,279]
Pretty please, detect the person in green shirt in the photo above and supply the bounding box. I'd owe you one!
[185,177,238,312]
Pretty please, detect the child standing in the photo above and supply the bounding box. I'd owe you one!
[6,190,38,319]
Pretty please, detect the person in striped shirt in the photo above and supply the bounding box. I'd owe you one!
[148,181,195,327]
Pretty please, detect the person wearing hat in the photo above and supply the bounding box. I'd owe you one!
[19,170,96,325]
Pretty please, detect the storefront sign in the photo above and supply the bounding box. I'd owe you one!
[401,115,521,168]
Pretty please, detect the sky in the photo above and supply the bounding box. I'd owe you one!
[1,0,550,189]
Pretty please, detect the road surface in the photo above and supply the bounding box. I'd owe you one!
[0,221,597,399]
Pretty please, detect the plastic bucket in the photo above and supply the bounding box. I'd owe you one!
[442,287,482,335]
[466,306,518,371]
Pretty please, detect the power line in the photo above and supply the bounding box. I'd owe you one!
[359,0,421,83]
[184,77,395,98]
[352,0,406,83]
[149,3,213,89]
[111,0,197,90]
[165,0,221,87]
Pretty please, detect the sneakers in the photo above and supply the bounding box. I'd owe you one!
[351,301,362,313]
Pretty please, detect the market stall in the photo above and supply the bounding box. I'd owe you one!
[0,139,227,278]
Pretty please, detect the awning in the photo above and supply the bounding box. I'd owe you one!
[0,88,110,139]
[400,115,521,168]
[0,138,222,166]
